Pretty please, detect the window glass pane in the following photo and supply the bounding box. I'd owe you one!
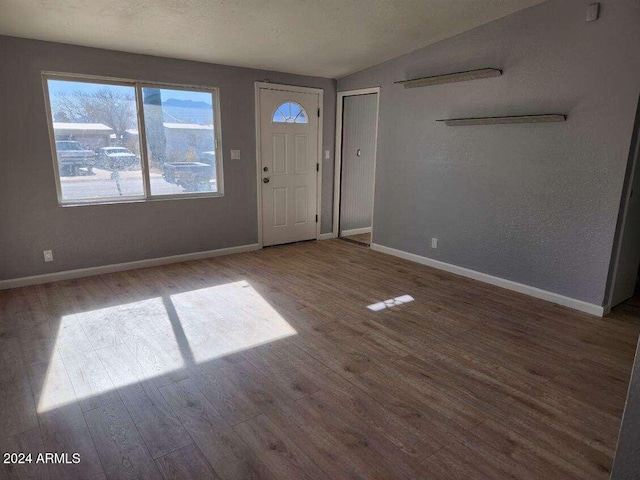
[141,87,218,195]
[47,79,144,202]
[272,102,308,124]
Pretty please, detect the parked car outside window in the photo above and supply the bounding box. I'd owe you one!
[97,147,140,170]
[55,140,96,176]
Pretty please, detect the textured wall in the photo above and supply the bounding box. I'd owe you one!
[338,0,640,305]
[340,94,377,232]
[0,36,336,281]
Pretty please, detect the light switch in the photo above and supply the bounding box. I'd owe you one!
[324,150,330,160]
[586,2,599,22]
[231,150,241,160]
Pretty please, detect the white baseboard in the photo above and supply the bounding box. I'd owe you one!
[341,227,372,236]
[370,243,604,317]
[0,243,261,291]
[318,232,336,240]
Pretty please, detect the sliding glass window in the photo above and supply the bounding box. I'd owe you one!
[44,74,223,205]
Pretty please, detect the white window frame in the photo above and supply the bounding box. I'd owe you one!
[42,72,225,206]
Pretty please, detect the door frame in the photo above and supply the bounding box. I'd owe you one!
[605,97,640,313]
[255,82,324,247]
[332,87,381,240]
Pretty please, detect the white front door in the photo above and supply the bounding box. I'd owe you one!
[258,86,320,246]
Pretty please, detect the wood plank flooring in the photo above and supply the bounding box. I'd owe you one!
[341,232,371,245]
[0,239,639,479]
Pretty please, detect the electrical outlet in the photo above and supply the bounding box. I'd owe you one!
[43,250,53,262]
[431,238,438,249]
[230,149,241,160]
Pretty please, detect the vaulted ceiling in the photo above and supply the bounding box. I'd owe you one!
[0,0,546,78]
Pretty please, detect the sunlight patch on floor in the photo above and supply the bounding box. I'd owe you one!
[170,281,298,363]
[36,281,296,413]
[367,294,415,311]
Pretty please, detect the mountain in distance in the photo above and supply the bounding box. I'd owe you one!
[163,98,211,109]
[162,98,214,124]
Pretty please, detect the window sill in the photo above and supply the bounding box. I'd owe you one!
[59,191,224,207]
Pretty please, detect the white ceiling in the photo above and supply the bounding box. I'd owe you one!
[0,0,546,78]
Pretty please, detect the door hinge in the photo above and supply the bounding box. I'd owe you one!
[315,215,318,223]
[317,108,320,117]
[316,163,319,172]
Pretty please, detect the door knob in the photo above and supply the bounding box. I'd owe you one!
[263,167,269,172]
[263,178,270,183]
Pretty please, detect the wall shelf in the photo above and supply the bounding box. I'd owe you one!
[395,68,502,88]
[436,114,567,126]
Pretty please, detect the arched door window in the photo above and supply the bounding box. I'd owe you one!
[272,102,308,124]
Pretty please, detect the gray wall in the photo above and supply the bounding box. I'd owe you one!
[340,94,377,232]
[338,0,640,306]
[0,36,336,281]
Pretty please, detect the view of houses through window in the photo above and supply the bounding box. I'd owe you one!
[46,76,221,203]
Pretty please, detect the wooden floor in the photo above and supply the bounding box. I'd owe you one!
[341,232,371,245]
[1,239,639,480]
